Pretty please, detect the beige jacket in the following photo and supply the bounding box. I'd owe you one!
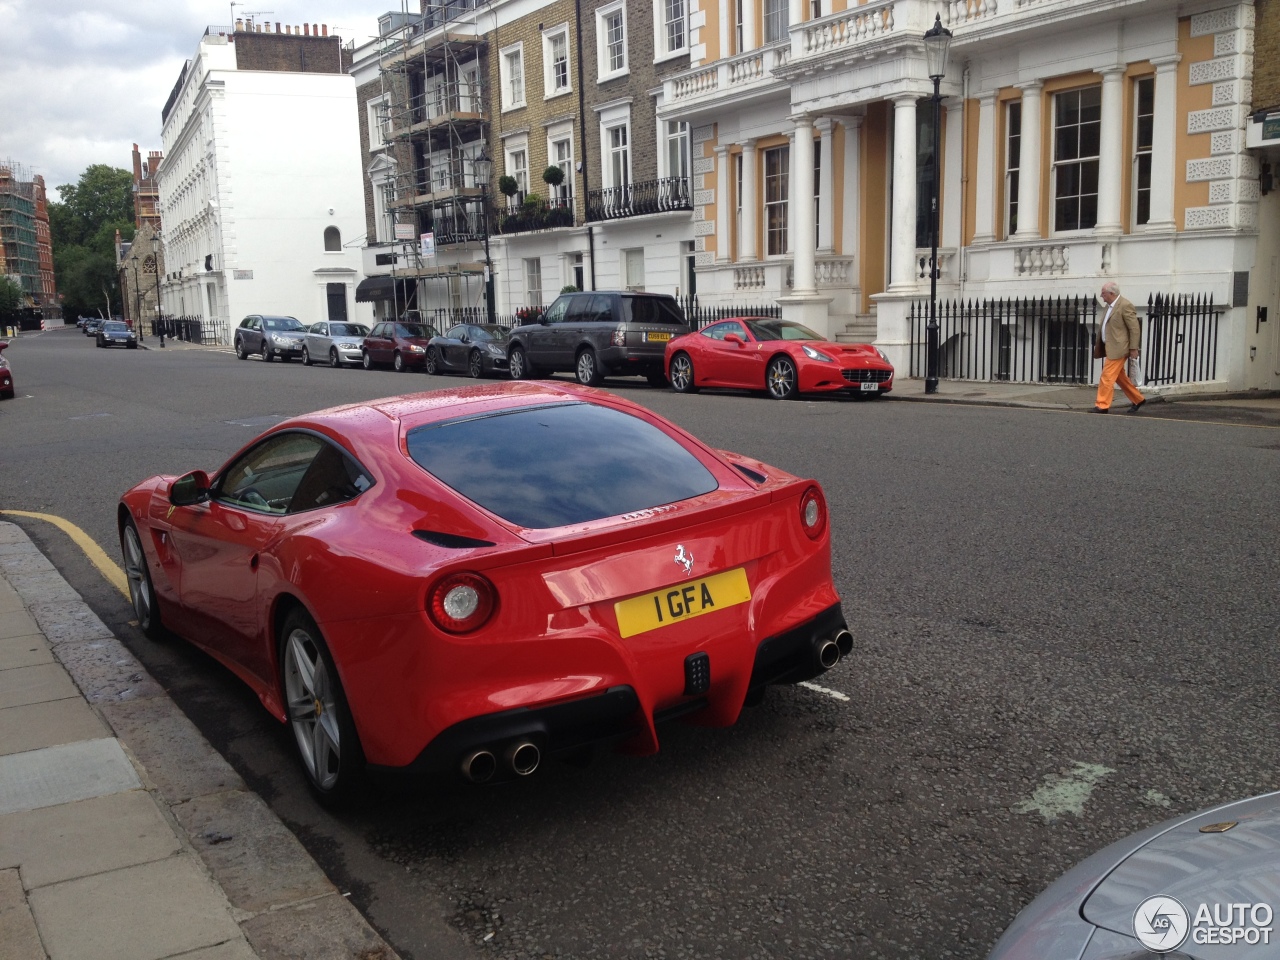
[1100,296,1141,361]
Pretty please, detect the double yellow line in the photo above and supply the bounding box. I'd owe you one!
[0,510,129,598]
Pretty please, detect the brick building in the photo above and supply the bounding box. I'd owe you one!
[0,163,58,324]
[131,144,163,234]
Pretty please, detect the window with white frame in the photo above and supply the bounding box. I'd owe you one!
[1132,76,1154,227]
[734,0,744,53]
[665,121,689,180]
[764,144,789,256]
[366,95,389,151]
[1052,86,1101,232]
[597,3,628,80]
[525,258,543,305]
[460,62,482,113]
[1005,100,1021,237]
[763,0,789,44]
[607,123,631,189]
[813,142,821,247]
[544,26,571,96]
[505,143,529,203]
[809,0,822,18]
[550,134,574,203]
[624,248,645,290]
[656,0,687,57]
[500,44,525,110]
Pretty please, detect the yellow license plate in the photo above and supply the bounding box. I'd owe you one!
[645,331,672,342]
[614,568,751,639]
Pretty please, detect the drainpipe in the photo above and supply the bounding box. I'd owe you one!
[959,63,970,294]
[574,0,597,290]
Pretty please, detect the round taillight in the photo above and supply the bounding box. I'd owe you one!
[428,572,496,633]
[799,485,827,540]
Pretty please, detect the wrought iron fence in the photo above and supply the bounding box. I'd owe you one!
[910,294,1223,386]
[676,296,780,330]
[151,315,228,346]
[1144,293,1220,385]
[586,177,691,221]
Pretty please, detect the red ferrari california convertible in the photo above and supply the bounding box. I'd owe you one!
[664,318,894,399]
[118,382,849,803]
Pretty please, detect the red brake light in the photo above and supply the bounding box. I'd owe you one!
[428,572,496,633]
[799,485,827,540]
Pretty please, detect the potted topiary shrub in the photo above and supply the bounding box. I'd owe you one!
[560,285,580,294]
[542,165,565,189]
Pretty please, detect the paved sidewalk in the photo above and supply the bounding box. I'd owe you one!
[0,521,400,960]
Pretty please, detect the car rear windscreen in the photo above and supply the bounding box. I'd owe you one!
[625,298,687,326]
[406,402,718,529]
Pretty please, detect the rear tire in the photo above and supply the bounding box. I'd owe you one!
[120,516,164,641]
[301,347,312,366]
[236,339,248,360]
[362,350,373,370]
[669,352,698,393]
[280,608,365,807]
[575,348,603,387]
[468,350,484,379]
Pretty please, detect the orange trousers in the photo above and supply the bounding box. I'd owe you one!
[1095,357,1144,410]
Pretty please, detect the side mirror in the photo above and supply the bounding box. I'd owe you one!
[170,470,211,507]
[725,334,744,346]
[0,341,8,354]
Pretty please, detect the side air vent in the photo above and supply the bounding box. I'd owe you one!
[412,530,496,548]
[733,463,766,484]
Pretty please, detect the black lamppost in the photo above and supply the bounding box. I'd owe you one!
[473,150,497,325]
[923,14,952,395]
[127,258,143,339]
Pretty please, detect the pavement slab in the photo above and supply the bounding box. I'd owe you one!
[241,893,397,960]
[0,738,140,816]
[28,856,247,960]
[0,699,108,756]
[0,609,40,639]
[0,789,181,888]
[0,663,80,710]
[0,868,44,960]
[0,633,52,671]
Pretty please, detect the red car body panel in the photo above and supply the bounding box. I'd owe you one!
[0,341,13,399]
[118,382,844,774]
[664,320,894,396]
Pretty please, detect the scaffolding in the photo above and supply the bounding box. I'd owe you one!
[0,161,41,307]
[374,0,492,321]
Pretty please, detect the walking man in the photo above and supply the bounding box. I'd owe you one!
[1094,281,1145,413]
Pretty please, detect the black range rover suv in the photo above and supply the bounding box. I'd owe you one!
[506,291,689,387]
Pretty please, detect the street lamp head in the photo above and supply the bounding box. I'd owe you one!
[473,150,492,188]
[923,14,953,81]
[151,235,159,254]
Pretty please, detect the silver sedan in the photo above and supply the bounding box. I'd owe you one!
[989,790,1280,959]
[302,321,370,368]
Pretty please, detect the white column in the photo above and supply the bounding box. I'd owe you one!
[719,0,731,60]
[791,115,817,295]
[1095,66,1126,236]
[786,129,797,255]
[889,94,918,291]
[1147,55,1182,230]
[715,144,731,262]
[815,117,835,252]
[740,140,758,261]
[742,0,756,51]
[1013,81,1043,240]
[788,0,805,32]
[973,93,998,242]
[842,115,862,262]
[942,98,963,251]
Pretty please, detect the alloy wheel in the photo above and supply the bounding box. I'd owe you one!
[767,357,798,400]
[283,626,342,791]
[670,354,695,393]
[468,351,483,379]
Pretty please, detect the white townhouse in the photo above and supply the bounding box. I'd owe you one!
[157,20,372,343]
[659,0,1280,393]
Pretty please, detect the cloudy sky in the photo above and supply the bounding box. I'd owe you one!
[0,0,396,193]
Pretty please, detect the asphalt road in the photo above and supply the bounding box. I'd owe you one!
[3,327,1279,960]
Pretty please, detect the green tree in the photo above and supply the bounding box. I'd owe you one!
[0,276,24,321]
[48,165,135,317]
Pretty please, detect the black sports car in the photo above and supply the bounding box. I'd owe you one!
[425,323,511,379]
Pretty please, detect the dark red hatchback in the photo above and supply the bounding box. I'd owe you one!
[361,321,438,372]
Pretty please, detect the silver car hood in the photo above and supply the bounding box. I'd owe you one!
[1081,791,1280,959]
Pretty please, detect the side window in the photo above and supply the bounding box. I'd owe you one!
[312,323,327,335]
[565,296,593,323]
[589,295,615,323]
[700,323,729,341]
[722,322,747,340]
[215,433,326,514]
[445,325,466,339]
[543,297,571,324]
[288,442,375,513]
[371,323,387,338]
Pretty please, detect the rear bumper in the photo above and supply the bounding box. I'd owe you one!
[369,601,848,779]
[598,345,666,374]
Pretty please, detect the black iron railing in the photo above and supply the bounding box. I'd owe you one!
[1144,293,1221,385]
[677,295,780,331]
[587,178,691,221]
[909,296,1099,384]
[497,196,575,234]
[151,314,228,346]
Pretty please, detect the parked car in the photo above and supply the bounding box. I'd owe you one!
[82,318,104,336]
[302,321,370,368]
[234,315,307,362]
[360,320,436,371]
[425,323,511,378]
[664,318,895,400]
[506,291,689,387]
[988,789,1280,960]
[117,381,848,805]
[0,341,13,399]
[96,319,139,349]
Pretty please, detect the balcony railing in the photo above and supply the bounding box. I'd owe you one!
[497,195,576,233]
[586,177,692,222]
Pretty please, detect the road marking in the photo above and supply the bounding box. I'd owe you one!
[0,509,128,598]
[798,681,850,702]
[1014,760,1114,821]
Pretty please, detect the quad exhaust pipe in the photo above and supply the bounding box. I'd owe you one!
[460,740,542,783]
